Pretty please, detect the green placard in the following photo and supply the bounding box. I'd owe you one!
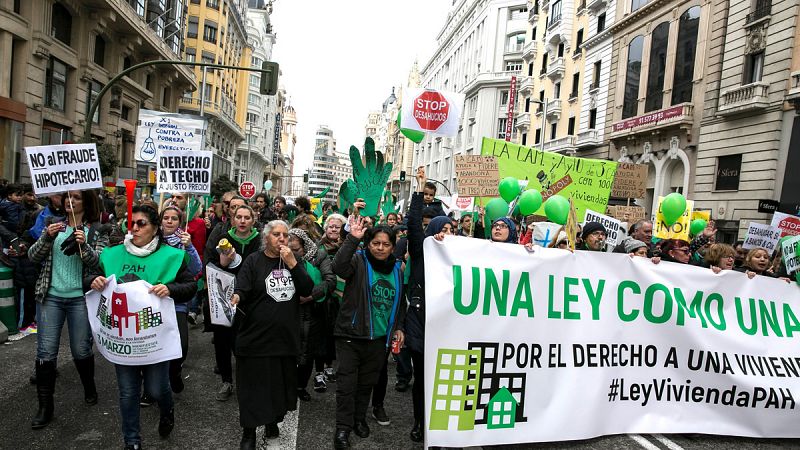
[480,137,618,221]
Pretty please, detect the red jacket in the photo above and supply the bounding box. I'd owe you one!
[187,218,207,262]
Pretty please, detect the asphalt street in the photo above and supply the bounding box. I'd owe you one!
[2,325,800,449]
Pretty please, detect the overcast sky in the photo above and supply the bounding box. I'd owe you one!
[270,1,452,175]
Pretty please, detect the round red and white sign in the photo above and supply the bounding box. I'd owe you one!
[239,181,256,199]
[412,91,450,131]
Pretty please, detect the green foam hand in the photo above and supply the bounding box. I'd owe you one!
[381,190,398,217]
[338,180,356,213]
[313,187,331,199]
[348,137,392,217]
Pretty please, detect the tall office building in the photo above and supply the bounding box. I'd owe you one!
[308,125,351,204]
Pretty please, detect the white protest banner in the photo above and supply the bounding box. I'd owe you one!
[743,222,782,255]
[206,263,236,327]
[530,222,562,247]
[135,109,206,162]
[156,150,212,194]
[584,209,623,247]
[424,237,800,447]
[781,235,800,275]
[401,88,465,137]
[771,212,800,238]
[25,144,103,195]
[86,275,181,366]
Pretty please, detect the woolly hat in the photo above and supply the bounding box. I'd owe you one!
[581,221,607,241]
[426,216,452,237]
[625,239,648,254]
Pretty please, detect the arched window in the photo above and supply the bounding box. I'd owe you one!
[645,22,669,112]
[51,2,72,46]
[671,6,701,105]
[622,35,644,119]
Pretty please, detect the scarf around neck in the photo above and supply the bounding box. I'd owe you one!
[227,227,259,246]
[365,250,397,274]
[124,235,160,257]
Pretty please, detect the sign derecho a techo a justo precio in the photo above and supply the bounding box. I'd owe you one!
[25,143,103,195]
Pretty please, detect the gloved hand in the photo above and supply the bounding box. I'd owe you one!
[60,230,79,256]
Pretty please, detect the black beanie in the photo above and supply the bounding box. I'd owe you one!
[581,221,607,240]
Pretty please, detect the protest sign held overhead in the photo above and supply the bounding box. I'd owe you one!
[610,163,648,199]
[743,222,781,255]
[135,109,206,162]
[771,212,800,237]
[424,237,800,448]
[584,209,623,247]
[454,155,499,197]
[85,275,181,366]
[25,143,103,195]
[401,88,465,137]
[781,235,800,275]
[608,205,647,223]
[654,196,694,241]
[156,150,212,194]
[481,137,617,221]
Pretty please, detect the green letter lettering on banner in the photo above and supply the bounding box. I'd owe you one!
[563,277,580,320]
[704,293,726,331]
[452,265,479,315]
[783,303,800,337]
[673,288,707,328]
[735,297,758,336]
[548,275,560,319]
[617,280,641,322]
[644,284,673,324]
[583,278,606,320]
[483,269,510,316]
[759,300,783,337]
[510,272,534,318]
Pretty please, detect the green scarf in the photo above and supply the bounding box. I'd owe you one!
[227,227,259,246]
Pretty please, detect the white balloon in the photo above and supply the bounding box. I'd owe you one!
[264,180,273,191]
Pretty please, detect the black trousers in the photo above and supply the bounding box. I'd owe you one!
[395,346,413,382]
[411,349,425,422]
[371,351,389,407]
[335,338,385,430]
[169,311,189,383]
[214,326,236,383]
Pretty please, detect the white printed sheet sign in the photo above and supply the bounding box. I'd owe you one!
[206,263,236,327]
[156,150,213,194]
[400,88,465,137]
[584,209,623,247]
[86,275,181,366]
[266,268,294,302]
[743,222,782,255]
[135,109,206,162]
[423,236,800,447]
[25,144,103,195]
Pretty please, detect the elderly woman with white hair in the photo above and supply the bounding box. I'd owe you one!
[231,220,314,450]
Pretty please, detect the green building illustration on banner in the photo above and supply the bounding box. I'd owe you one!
[486,387,517,429]
[430,348,482,431]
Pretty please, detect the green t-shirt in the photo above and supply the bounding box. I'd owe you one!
[370,270,397,338]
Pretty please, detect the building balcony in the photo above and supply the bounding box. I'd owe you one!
[586,0,607,13]
[516,112,531,130]
[179,97,245,140]
[786,71,800,106]
[576,129,602,147]
[542,135,577,152]
[546,57,565,80]
[609,103,694,139]
[546,99,562,120]
[519,76,535,96]
[528,3,539,23]
[463,71,518,96]
[745,0,771,26]
[717,82,769,116]
[523,41,538,62]
[541,0,550,11]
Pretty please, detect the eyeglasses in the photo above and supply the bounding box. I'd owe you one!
[132,219,150,228]
[674,248,690,254]
[492,223,508,230]
[589,231,606,238]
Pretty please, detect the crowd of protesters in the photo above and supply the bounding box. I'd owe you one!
[0,169,796,450]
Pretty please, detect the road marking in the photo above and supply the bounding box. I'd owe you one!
[653,434,685,450]
[629,434,661,450]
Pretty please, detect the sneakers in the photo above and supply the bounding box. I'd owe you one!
[313,373,327,393]
[372,406,391,426]
[20,323,38,335]
[216,382,233,401]
[323,367,337,383]
[140,393,155,407]
[297,388,311,401]
[187,312,197,325]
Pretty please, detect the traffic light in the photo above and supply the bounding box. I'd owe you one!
[259,61,280,95]
[303,173,309,183]
[400,170,406,182]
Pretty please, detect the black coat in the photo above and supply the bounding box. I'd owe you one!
[404,192,428,353]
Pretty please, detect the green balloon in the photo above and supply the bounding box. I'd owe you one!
[544,195,569,225]
[511,204,520,217]
[397,108,425,143]
[661,192,687,226]
[498,177,520,203]
[485,198,510,222]
[689,219,707,237]
[518,190,543,216]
